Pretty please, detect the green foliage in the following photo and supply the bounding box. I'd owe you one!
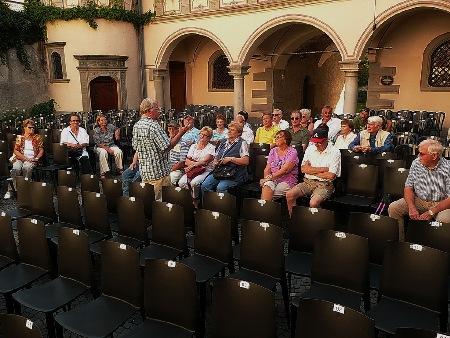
[1,99,56,125]
[358,57,370,87]
[0,0,154,70]
[28,98,56,119]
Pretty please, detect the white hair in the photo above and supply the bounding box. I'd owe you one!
[368,116,383,126]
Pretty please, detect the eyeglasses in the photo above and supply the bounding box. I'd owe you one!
[418,152,431,156]
[301,115,308,118]
[70,120,80,123]
[272,114,281,117]
[27,126,35,129]
[291,117,300,120]
[199,133,210,138]
[275,135,285,140]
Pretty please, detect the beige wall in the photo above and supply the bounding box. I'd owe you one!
[46,19,141,112]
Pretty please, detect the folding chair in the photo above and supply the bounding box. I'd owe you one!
[0,212,19,270]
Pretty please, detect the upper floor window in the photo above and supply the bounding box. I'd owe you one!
[45,42,69,83]
[210,53,233,91]
[428,40,450,87]
[51,52,63,80]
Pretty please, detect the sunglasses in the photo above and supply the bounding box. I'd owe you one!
[70,120,80,123]
[272,114,281,117]
[291,117,300,120]
[27,126,35,129]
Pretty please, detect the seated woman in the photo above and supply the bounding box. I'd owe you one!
[259,130,298,201]
[211,114,228,143]
[178,126,215,208]
[4,119,44,199]
[333,119,357,150]
[201,121,249,195]
[93,114,123,179]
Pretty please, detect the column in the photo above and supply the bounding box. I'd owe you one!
[228,65,250,114]
[153,69,167,109]
[340,61,360,115]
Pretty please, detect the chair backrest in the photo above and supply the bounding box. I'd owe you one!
[102,178,123,214]
[202,191,238,240]
[0,212,19,262]
[16,176,32,210]
[57,227,93,287]
[144,259,199,333]
[289,206,335,253]
[129,182,154,220]
[52,129,62,144]
[151,201,186,251]
[211,278,276,338]
[347,212,399,265]
[162,186,195,229]
[17,218,52,270]
[312,230,369,294]
[6,133,16,152]
[117,196,148,242]
[52,143,69,166]
[345,164,378,197]
[56,186,83,228]
[30,182,57,222]
[295,298,375,338]
[382,167,409,201]
[249,143,271,173]
[194,209,232,264]
[57,169,77,188]
[240,219,284,279]
[80,174,100,194]
[374,159,405,188]
[82,191,112,236]
[252,154,267,181]
[394,327,443,338]
[0,314,43,338]
[341,155,373,184]
[380,241,449,313]
[100,241,142,308]
[241,198,282,227]
[373,152,397,160]
[0,141,9,159]
[0,151,9,177]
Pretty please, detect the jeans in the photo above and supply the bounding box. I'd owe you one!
[201,173,243,195]
[122,162,141,196]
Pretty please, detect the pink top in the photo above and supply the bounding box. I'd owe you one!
[268,146,299,187]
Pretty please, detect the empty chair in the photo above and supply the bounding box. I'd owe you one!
[162,186,195,230]
[228,220,289,324]
[367,241,449,334]
[0,218,52,313]
[54,241,142,337]
[249,142,271,174]
[34,143,70,182]
[340,155,372,184]
[241,198,282,227]
[139,201,187,265]
[374,158,405,190]
[239,154,267,197]
[295,299,375,338]
[101,177,123,223]
[56,185,83,230]
[0,314,43,338]
[82,191,112,251]
[0,152,14,194]
[121,259,200,338]
[57,169,76,188]
[286,206,335,292]
[5,176,32,220]
[13,227,93,338]
[0,212,19,270]
[394,144,416,160]
[30,181,58,225]
[210,278,276,338]
[382,167,409,202]
[347,212,399,290]
[129,181,155,221]
[80,173,100,195]
[394,327,447,338]
[291,230,370,335]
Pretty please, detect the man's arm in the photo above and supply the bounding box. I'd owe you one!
[165,125,190,152]
[404,186,420,219]
[348,133,361,152]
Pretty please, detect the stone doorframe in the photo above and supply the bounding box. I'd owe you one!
[74,55,129,111]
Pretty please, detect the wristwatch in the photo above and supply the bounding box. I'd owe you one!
[428,209,435,217]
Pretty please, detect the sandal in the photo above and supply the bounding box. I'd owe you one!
[100,172,107,180]
[116,168,124,175]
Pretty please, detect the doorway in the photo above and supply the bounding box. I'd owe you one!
[169,61,187,112]
[90,76,118,111]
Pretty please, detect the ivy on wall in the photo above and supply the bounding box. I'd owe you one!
[0,0,154,70]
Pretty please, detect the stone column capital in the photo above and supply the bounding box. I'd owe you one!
[339,60,360,74]
[153,68,168,79]
[228,65,251,78]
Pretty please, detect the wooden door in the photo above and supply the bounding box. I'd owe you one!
[169,61,186,112]
[90,76,118,111]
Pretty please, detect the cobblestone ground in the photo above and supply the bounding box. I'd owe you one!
[0,178,442,337]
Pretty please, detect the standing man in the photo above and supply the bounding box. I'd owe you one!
[349,116,393,155]
[132,98,189,201]
[255,112,280,147]
[287,110,310,151]
[181,115,200,145]
[235,112,254,146]
[388,139,450,241]
[167,120,190,185]
[272,109,289,130]
[313,105,341,141]
[353,107,370,132]
[285,125,341,216]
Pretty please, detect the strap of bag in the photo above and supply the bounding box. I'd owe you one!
[217,138,241,161]
[68,131,80,145]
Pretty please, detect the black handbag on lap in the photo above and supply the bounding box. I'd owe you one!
[213,162,238,180]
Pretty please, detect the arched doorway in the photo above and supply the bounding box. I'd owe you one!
[90,76,118,111]
[303,75,315,111]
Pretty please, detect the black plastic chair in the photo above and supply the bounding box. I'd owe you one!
[0,314,43,338]
[249,142,270,175]
[0,218,52,313]
[181,209,232,322]
[210,278,276,338]
[0,212,19,270]
[54,241,142,337]
[347,212,399,290]
[121,259,200,338]
[294,299,375,338]
[286,206,335,292]
[129,181,155,221]
[0,152,14,194]
[5,176,32,221]
[340,155,373,185]
[57,169,76,188]
[382,167,409,202]
[228,220,289,326]
[291,230,370,336]
[80,173,100,195]
[13,227,93,338]
[56,185,83,229]
[139,201,187,265]
[162,186,195,231]
[34,143,71,182]
[239,154,267,197]
[101,177,123,224]
[394,327,446,338]
[241,198,282,227]
[30,181,58,225]
[374,158,405,191]
[367,241,449,334]
[82,191,112,252]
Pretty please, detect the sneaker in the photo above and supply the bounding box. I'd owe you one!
[3,191,11,199]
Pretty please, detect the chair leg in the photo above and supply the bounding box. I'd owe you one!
[280,277,290,328]
[46,312,57,338]
[55,321,64,338]
[290,303,297,338]
[4,293,14,313]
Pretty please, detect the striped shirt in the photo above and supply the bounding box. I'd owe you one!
[405,157,450,202]
[169,141,189,168]
[132,117,170,181]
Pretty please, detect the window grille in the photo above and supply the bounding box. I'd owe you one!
[212,55,233,90]
[428,40,450,87]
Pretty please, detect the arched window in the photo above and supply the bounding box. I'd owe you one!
[428,40,450,87]
[51,52,63,80]
[210,53,233,91]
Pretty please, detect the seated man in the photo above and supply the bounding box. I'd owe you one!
[167,120,189,185]
[180,115,200,145]
[272,109,289,130]
[235,111,254,146]
[285,125,341,216]
[352,107,370,132]
[313,105,341,141]
[255,112,280,147]
[388,139,450,241]
[349,116,393,154]
[287,110,310,151]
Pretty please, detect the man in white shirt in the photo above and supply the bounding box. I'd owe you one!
[313,105,341,141]
[235,112,254,147]
[272,109,289,130]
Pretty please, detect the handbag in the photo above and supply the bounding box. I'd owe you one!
[67,130,83,157]
[186,165,206,179]
[213,162,239,180]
